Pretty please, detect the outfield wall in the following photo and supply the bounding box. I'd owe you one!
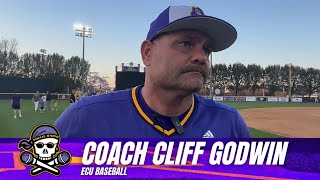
[0,93,317,103]
[0,76,65,93]
[204,96,317,103]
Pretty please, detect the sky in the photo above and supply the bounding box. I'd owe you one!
[1,0,319,88]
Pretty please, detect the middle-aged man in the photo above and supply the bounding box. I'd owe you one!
[54,6,252,138]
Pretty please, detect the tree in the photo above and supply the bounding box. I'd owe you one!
[6,51,19,76]
[293,67,306,96]
[264,65,282,96]
[209,63,228,91]
[33,53,43,77]
[290,66,304,96]
[64,56,91,88]
[227,63,247,96]
[245,64,264,95]
[302,68,320,97]
[16,53,40,78]
[46,53,65,77]
[18,53,33,78]
[86,72,110,93]
[0,38,19,76]
[80,58,91,85]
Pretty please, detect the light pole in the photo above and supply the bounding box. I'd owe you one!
[74,24,93,93]
[262,76,266,97]
[40,49,47,70]
[288,63,292,102]
[40,49,47,60]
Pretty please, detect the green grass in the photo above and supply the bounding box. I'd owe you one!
[249,128,285,138]
[0,100,319,138]
[0,100,70,138]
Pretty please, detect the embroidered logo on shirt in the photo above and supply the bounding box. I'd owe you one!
[203,130,214,138]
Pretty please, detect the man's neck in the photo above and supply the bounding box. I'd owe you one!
[141,85,193,117]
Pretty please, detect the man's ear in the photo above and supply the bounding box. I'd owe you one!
[141,40,152,66]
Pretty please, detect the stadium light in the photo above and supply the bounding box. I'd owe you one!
[40,49,47,55]
[40,49,47,65]
[74,24,93,93]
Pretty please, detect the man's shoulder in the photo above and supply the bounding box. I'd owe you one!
[195,95,252,138]
[74,89,132,109]
[196,95,237,114]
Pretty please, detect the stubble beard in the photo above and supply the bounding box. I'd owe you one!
[151,65,209,94]
[159,74,206,94]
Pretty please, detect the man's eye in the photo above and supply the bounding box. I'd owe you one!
[179,41,192,48]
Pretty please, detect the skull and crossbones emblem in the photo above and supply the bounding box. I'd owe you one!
[18,124,71,176]
[34,137,58,161]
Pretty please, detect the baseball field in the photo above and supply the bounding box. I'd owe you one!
[0,99,319,138]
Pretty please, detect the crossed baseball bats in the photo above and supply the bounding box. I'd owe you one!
[20,151,71,176]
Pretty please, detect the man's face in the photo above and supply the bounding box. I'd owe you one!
[145,30,211,93]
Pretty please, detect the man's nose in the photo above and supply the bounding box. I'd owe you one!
[190,47,209,65]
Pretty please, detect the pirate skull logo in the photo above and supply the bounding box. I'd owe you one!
[34,137,59,161]
[18,124,71,176]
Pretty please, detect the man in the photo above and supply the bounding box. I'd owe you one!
[46,91,51,110]
[69,90,76,104]
[54,6,251,138]
[75,88,81,101]
[39,94,46,113]
[11,91,23,119]
[52,100,59,111]
[32,91,40,112]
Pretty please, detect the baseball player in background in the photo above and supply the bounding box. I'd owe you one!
[54,6,252,138]
[11,90,23,119]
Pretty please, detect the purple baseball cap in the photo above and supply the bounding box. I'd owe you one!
[146,6,237,52]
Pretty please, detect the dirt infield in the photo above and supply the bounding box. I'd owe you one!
[240,107,320,138]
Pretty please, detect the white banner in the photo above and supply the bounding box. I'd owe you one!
[278,97,289,102]
[267,97,278,102]
[212,97,224,101]
[246,97,256,102]
[291,98,303,102]
[203,96,212,100]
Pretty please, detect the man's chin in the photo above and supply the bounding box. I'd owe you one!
[165,78,204,93]
[187,87,201,94]
[180,82,203,93]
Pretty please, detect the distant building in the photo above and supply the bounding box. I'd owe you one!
[115,62,145,91]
